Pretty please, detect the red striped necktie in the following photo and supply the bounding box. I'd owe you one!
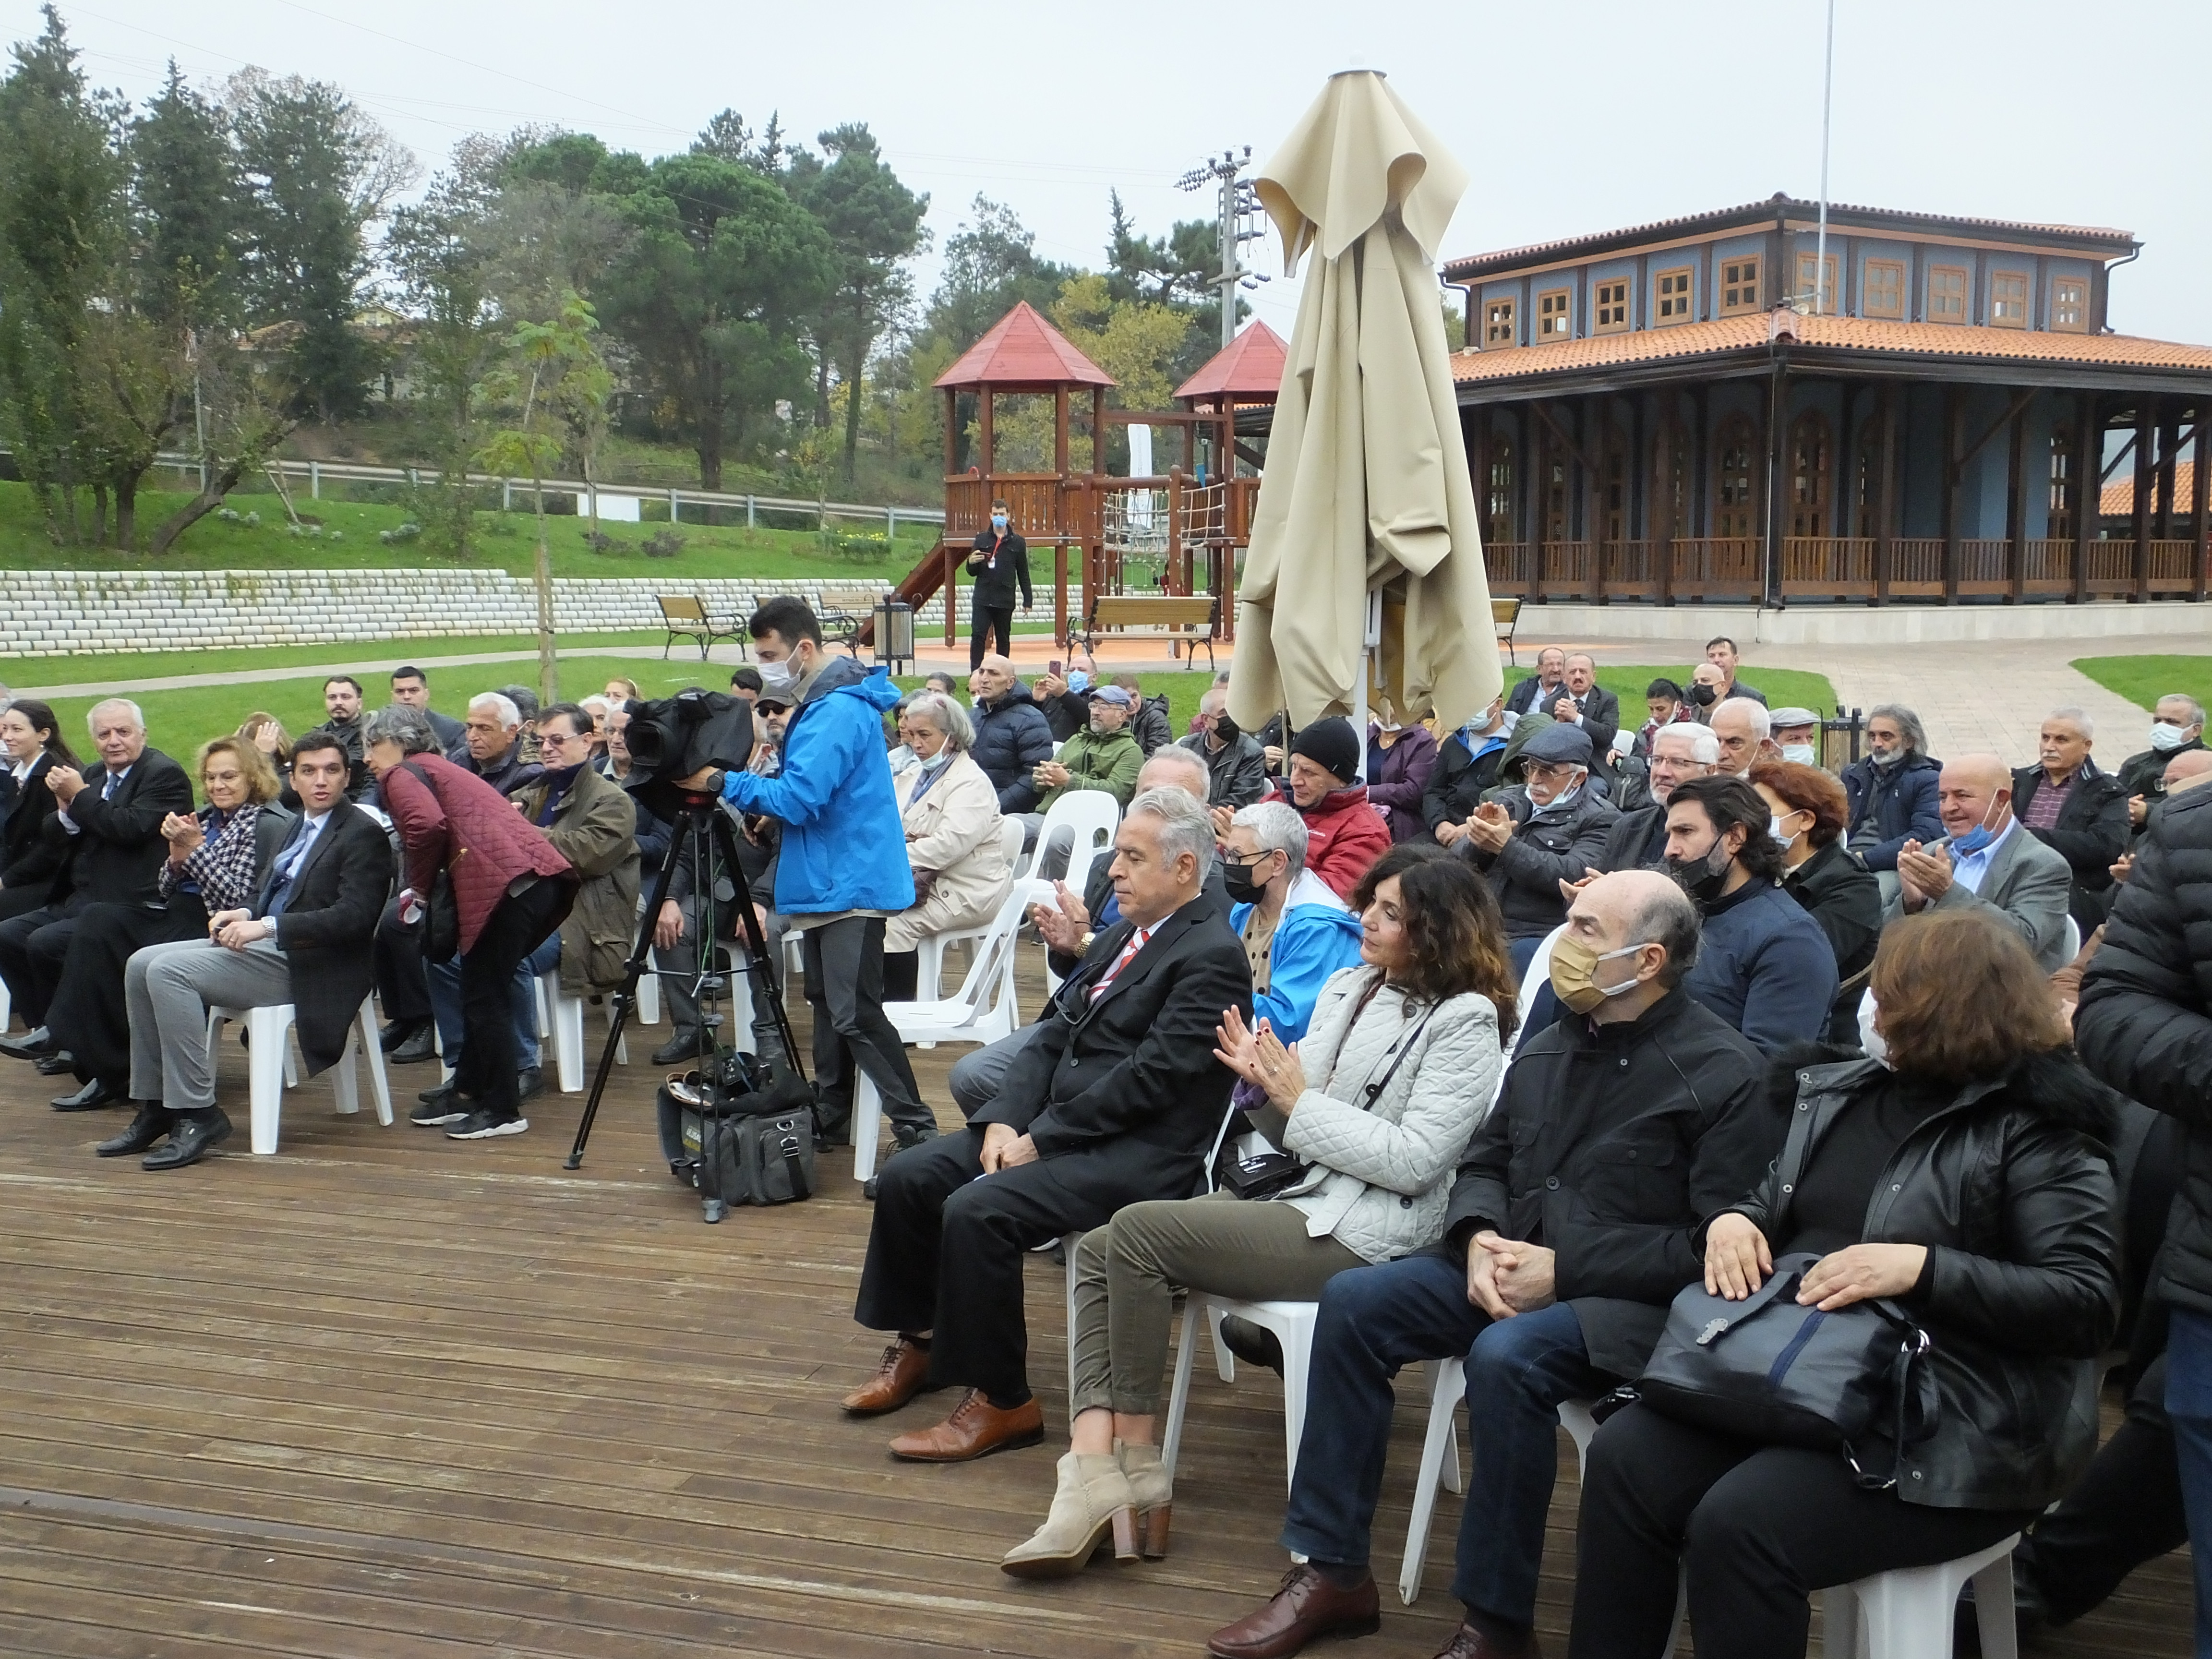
[1089,925,1154,1002]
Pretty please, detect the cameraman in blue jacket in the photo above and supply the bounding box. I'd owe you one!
[687,596,934,1154]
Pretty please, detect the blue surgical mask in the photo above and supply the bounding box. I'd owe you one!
[1066,670,1089,693]
[1949,796,2004,856]
[990,514,1008,531]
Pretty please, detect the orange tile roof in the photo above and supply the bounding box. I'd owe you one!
[2103,459,2201,517]
[1444,194,2136,278]
[1175,321,1287,405]
[935,301,1115,391]
[1451,313,2212,384]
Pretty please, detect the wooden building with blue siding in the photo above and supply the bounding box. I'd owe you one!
[1444,194,2212,605]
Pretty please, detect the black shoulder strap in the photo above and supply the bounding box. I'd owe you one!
[781,1125,811,1202]
[1355,993,1444,1110]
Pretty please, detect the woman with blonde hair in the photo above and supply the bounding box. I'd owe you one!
[45,735,295,1114]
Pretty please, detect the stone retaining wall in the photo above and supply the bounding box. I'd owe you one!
[0,569,948,658]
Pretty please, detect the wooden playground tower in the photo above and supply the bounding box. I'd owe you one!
[876,302,1285,650]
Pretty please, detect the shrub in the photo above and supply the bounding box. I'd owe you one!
[379,522,423,546]
[582,530,623,555]
[642,528,685,559]
[828,530,891,564]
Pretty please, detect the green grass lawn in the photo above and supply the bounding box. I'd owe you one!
[2072,656,2212,713]
[1,632,672,686]
[0,479,947,582]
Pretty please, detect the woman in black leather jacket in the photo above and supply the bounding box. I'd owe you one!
[1570,909,2122,1659]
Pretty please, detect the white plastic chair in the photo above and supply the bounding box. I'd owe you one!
[0,978,11,1034]
[1822,1534,2020,1659]
[915,817,1028,1000]
[1033,788,1122,900]
[538,970,627,1094]
[2061,914,2082,964]
[205,995,392,1155]
[850,878,1049,1182]
[1161,1294,1319,1491]
[1512,924,1567,1058]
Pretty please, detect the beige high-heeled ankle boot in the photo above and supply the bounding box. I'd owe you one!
[999,1452,1135,1578]
[1118,1440,1173,1559]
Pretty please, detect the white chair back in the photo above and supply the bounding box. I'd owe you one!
[2062,913,2083,962]
[1510,924,1566,1061]
[996,813,1025,867]
[1035,788,1122,900]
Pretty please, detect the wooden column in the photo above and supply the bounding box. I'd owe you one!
[1052,386,1071,641]
[1874,382,1899,607]
[1762,361,1789,607]
[1516,406,1534,548]
[2004,395,2028,603]
[2132,397,2155,602]
[977,387,995,482]
[2071,394,2097,605]
[1587,397,1608,602]
[1089,385,1107,625]
[1836,384,1857,540]
[1654,399,1676,607]
[942,388,958,476]
[1941,385,1964,604]
[2156,409,2180,539]
[1529,410,1549,604]
[2193,411,2211,602]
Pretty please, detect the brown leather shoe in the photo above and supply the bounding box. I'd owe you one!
[841,1339,933,1416]
[887,1388,1045,1462]
[1431,1620,1540,1659]
[1207,1564,1381,1659]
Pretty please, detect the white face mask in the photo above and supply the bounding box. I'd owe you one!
[918,744,952,770]
[1770,814,1799,849]
[757,657,797,694]
[2151,722,2193,753]
[1780,743,1816,765]
[1858,992,1892,1068]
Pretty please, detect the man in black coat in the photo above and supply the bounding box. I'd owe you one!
[969,655,1054,814]
[1599,722,1722,871]
[0,698,193,1061]
[99,731,394,1170]
[2012,707,2129,931]
[843,787,1251,1461]
[966,497,1033,669]
[390,664,469,760]
[1503,647,1568,718]
[2118,694,2208,841]
[1423,696,1512,837]
[2078,781,2212,1621]
[1537,652,1622,758]
[1208,870,1776,1659]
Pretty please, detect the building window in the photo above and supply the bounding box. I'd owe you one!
[1602,434,1628,540]
[1655,267,1694,324]
[1486,433,1516,542]
[1863,259,1905,320]
[1543,454,1570,541]
[1715,414,1759,537]
[1927,264,1968,324]
[1537,289,1571,339]
[1484,297,1517,347]
[1989,271,2029,328]
[1655,420,1691,536]
[1594,278,1629,333]
[2051,276,2087,333]
[2048,428,2076,541]
[1794,252,1839,314]
[1789,411,1832,537]
[1719,256,1762,315]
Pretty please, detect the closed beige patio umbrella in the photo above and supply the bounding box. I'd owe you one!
[1226,69,1499,753]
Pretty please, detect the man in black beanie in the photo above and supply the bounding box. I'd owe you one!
[1255,716,1391,900]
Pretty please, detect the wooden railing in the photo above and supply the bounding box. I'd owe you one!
[1669,538,1763,598]
[2152,540,2200,592]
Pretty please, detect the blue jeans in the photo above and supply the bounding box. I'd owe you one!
[2164,1306,2212,1657]
[429,934,560,1071]
[1280,1250,1610,1628]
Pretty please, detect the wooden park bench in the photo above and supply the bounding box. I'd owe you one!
[817,608,863,655]
[1491,597,1523,664]
[656,595,746,661]
[1072,594,1221,671]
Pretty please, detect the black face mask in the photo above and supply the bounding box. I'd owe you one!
[1667,845,1731,909]
[1213,715,1240,745]
[1223,856,1271,905]
[1687,683,1718,708]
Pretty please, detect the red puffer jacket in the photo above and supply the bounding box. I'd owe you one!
[1264,780,1393,901]
[380,752,575,955]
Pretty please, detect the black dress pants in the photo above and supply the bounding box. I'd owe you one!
[373,894,433,1024]
[969,605,1014,669]
[2020,1352,2188,1625]
[1569,1403,2033,1659]
[800,916,927,1137]
[0,895,86,1027]
[855,1127,1185,1408]
[0,880,53,927]
[49,896,210,1086]
[454,878,574,1119]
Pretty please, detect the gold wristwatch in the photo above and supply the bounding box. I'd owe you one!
[1078,929,1096,953]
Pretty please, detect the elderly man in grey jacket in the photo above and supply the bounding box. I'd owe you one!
[1882,751,2074,972]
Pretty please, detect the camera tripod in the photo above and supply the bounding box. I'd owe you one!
[564,791,805,1222]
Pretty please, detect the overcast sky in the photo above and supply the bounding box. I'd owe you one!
[39,0,2212,348]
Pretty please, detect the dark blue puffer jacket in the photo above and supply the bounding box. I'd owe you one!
[1841,751,1942,871]
[970,688,1055,813]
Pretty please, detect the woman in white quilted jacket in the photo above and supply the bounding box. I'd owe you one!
[999,842,1518,1580]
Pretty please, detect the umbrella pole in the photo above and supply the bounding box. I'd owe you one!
[1352,589,1382,782]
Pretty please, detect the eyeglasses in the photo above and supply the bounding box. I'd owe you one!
[1523,761,1577,781]
[538,729,587,748]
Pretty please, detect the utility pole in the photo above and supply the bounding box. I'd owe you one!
[1178,147,1269,349]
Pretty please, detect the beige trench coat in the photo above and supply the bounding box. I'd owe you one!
[884,751,1013,953]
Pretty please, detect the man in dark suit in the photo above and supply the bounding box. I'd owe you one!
[1541,652,1621,759]
[389,665,469,759]
[1503,647,1568,719]
[843,786,1251,1461]
[100,731,393,1170]
[0,698,192,1062]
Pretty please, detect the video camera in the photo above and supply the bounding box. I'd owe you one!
[620,688,756,820]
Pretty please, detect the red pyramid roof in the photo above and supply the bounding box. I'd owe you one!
[934,301,1116,391]
[1176,321,1288,405]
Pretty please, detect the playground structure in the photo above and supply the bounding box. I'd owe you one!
[868,304,1286,654]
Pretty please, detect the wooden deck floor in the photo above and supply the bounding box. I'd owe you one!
[0,945,2192,1658]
